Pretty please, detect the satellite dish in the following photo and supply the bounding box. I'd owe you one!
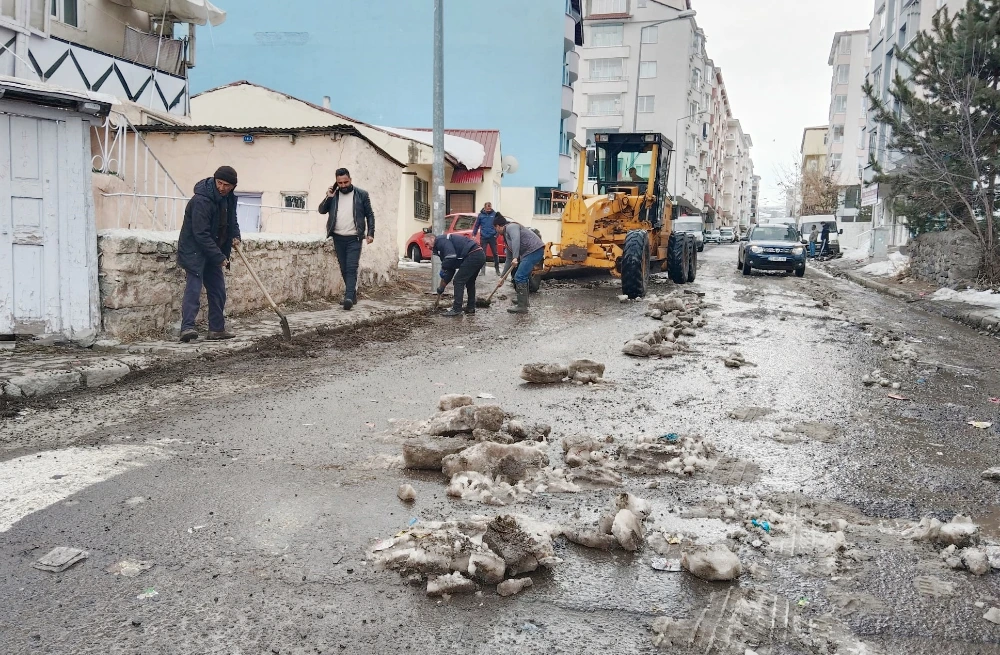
[501,155,519,175]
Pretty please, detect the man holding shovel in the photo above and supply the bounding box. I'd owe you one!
[319,167,375,310]
[176,166,241,343]
[432,233,486,316]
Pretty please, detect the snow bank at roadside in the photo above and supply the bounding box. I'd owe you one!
[859,252,909,277]
[930,287,1000,316]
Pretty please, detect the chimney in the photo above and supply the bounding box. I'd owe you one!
[322,96,331,109]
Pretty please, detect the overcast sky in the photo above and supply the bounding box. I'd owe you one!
[693,0,875,207]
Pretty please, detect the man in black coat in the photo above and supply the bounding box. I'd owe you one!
[433,233,486,316]
[176,166,241,343]
[318,167,375,310]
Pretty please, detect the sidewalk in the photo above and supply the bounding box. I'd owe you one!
[816,256,1000,335]
[1,292,427,400]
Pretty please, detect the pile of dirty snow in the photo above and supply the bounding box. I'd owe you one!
[930,287,1000,316]
[859,251,909,277]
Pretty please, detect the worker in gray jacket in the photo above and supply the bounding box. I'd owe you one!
[493,214,545,314]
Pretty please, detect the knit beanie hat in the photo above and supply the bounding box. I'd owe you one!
[214,165,238,186]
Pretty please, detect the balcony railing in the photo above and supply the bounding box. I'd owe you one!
[584,75,628,83]
[584,108,624,117]
[123,26,187,76]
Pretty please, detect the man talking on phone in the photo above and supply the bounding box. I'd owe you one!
[318,167,375,310]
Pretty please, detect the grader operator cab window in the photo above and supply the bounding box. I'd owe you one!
[593,132,673,228]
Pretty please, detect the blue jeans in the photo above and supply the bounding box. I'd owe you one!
[514,248,544,284]
[182,263,226,332]
[808,241,816,258]
[332,235,363,301]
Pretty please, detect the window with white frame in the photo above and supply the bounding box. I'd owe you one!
[871,66,882,94]
[414,177,430,220]
[833,94,847,114]
[589,23,624,47]
[688,101,699,118]
[0,0,16,20]
[637,0,647,6]
[858,128,866,149]
[691,67,702,89]
[589,57,623,80]
[589,0,626,15]
[837,64,850,84]
[587,93,622,115]
[637,95,655,113]
[281,193,308,210]
[50,0,78,27]
[869,130,878,153]
[878,6,886,34]
[830,153,842,171]
[639,61,657,78]
[641,25,657,43]
[687,134,697,155]
[839,36,851,54]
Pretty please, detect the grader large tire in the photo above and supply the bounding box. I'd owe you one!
[621,230,650,299]
[667,232,688,285]
[687,234,698,283]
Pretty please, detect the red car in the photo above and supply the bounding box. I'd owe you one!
[404,213,507,262]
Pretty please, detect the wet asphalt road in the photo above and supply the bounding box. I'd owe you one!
[2,245,1000,655]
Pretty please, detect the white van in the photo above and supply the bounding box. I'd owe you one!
[798,215,843,257]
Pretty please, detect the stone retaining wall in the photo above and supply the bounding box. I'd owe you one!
[98,230,395,339]
[908,229,982,289]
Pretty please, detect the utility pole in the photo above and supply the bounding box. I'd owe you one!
[431,0,446,292]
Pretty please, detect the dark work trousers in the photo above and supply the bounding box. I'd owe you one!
[451,249,487,311]
[181,263,227,332]
[480,235,500,272]
[332,234,363,302]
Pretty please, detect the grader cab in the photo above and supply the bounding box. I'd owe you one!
[543,132,698,298]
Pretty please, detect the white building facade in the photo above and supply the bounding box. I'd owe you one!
[827,30,871,224]
[863,0,965,246]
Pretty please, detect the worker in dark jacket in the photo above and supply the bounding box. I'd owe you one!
[433,233,486,317]
[819,222,831,257]
[494,215,545,314]
[472,202,501,276]
[318,167,375,310]
[176,166,241,343]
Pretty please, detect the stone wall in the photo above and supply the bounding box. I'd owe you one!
[98,230,395,339]
[908,229,983,289]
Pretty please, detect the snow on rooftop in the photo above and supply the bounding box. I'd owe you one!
[375,126,486,170]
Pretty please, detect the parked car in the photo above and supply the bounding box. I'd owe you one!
[737,223,807,277]
[404,213,507,262]
[705,230,722,244]
[719,227,736,243]
[674,217,705,252]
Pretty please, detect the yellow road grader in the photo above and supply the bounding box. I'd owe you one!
[542,132,697,298]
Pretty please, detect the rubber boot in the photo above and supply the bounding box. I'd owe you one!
[507,282,529,314]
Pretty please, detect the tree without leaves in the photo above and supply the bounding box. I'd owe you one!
[865,0,1000,285]
[800,168,842,216]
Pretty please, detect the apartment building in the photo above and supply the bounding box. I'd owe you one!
[801,126,829,175]
[703,63,733,227]
[575,0,714,217]
[750,175,761,224]
[827,30,870,223]
[721,118,753,228]
[864,0,965,245]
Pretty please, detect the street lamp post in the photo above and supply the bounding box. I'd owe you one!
[631,9,697,131]
[430,0,446,293]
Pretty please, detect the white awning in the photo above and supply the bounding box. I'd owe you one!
[108,0,226,26]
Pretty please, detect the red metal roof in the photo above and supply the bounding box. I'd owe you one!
[408,129,500,166]
[451,168,485,184]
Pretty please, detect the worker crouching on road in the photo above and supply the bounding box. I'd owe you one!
[434,233,486,317]
[493,215,545,314]
[176,165,241,343]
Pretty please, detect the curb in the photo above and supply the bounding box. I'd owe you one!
[1,304,427,401]
[820,263,1000,336]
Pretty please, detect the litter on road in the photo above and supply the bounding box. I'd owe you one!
[32,547,88,573]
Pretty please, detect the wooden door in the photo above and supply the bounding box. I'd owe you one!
[0,114,60,334]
